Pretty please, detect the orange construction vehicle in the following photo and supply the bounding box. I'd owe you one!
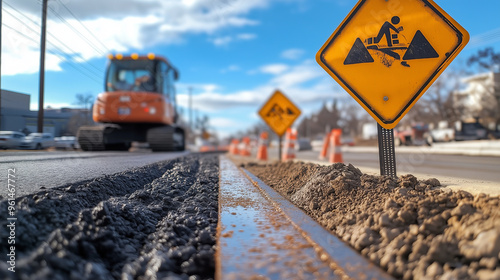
[77,53,185,151]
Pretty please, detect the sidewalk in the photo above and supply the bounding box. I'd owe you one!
[333,140,500,157]
[304,159,500,197]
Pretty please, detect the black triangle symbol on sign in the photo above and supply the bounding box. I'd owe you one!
[286,108,295,115]
[402,30,439,60]
[344,38,374,65]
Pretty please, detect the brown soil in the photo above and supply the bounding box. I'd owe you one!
[243,160,500,280]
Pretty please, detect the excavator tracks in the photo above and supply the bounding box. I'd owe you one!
[78,124,185,152]
[77,126,107,151]
[147,126,185,152]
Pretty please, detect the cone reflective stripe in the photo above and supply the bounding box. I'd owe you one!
[256,132,268,161]
[329,129,343,163]
[319,131,331,160]
[229,139,239,155]
[282,128,297,161]
[239,137,251,156]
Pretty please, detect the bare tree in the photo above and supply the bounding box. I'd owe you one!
[408,70,464,125]
[74,93,94,125]
[467,48,500,127]
[467,48,500,73]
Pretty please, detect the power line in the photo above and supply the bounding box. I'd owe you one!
[2,8,104,79]
[47,4,107,56]
[1,22,39,45]
[2,3,104,79]
[469,27,500,48]
[46,41,103,80]
[3,4,88,59]
[2,22,102,84]
[57,0,110,54]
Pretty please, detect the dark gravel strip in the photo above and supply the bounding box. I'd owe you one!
[0,154,219,280]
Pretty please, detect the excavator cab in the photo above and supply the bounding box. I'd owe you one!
[105,54,178,96]
[105,55,178,94]
[77,54,185,152]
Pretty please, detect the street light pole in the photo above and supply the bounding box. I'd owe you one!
[37,0,48,133]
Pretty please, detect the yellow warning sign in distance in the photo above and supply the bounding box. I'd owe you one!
[258,90,301,137]
[316,0,469,129]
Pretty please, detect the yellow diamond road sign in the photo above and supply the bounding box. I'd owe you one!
[258,90,301,136]
[316,0,469,129]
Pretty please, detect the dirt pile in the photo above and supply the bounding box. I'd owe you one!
[245,161,500,280]
[0,155,219,280]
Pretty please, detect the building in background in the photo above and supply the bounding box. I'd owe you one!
[454,72,500,130]
[0,89,93,136]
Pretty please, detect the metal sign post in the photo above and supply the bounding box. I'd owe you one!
[377,124,397,178]
[278,136,282,162]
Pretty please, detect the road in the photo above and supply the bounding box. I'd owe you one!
[0,149,189,196]
[2,147,499,197]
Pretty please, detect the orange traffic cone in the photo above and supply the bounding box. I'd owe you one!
[329,129,343,163]
[282,128,297,161]
[256,132,268,161]
[319,131,331,160]
[239,137,251,156]
[229,139,239,155]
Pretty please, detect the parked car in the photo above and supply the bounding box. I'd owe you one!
[394,123,430,146]
[454,120,489,141]
[20,133,55,150]
[295,138,312,151]
[54,136,80,150]
[0,131,25,149]
[427,121,454,144]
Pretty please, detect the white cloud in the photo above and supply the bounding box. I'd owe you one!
[211,33,257,46]
[178,89,263,112]
[2,0,268,76]
[269,59,323,88]
[260,64,289,75]
[220,64,241,73]
[209,117,241,128]
[212,36,233,46]
[177,59,340,112]
[30,102,79,111]
[281,48,305,60]
[237,33,257,40]
[175,59,346,138]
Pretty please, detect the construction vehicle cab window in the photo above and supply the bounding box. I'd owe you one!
[106,60,157,93]
[77,54,185,152]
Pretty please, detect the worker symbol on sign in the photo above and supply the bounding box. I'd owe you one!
[373,16,403,47]
[266,104,296,120]
[344,16,439,67]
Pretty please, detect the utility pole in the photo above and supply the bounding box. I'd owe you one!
[37,0,48,133]
[188,86,193,130]
[0,0,3,130]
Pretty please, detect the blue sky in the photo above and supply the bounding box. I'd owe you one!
[2,0,500,138]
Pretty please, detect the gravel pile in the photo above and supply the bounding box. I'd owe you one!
[0,154,219,280]
[245,161,500,280]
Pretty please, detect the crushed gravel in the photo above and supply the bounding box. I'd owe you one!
[244,161,500,280]
[0,154,219,280]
